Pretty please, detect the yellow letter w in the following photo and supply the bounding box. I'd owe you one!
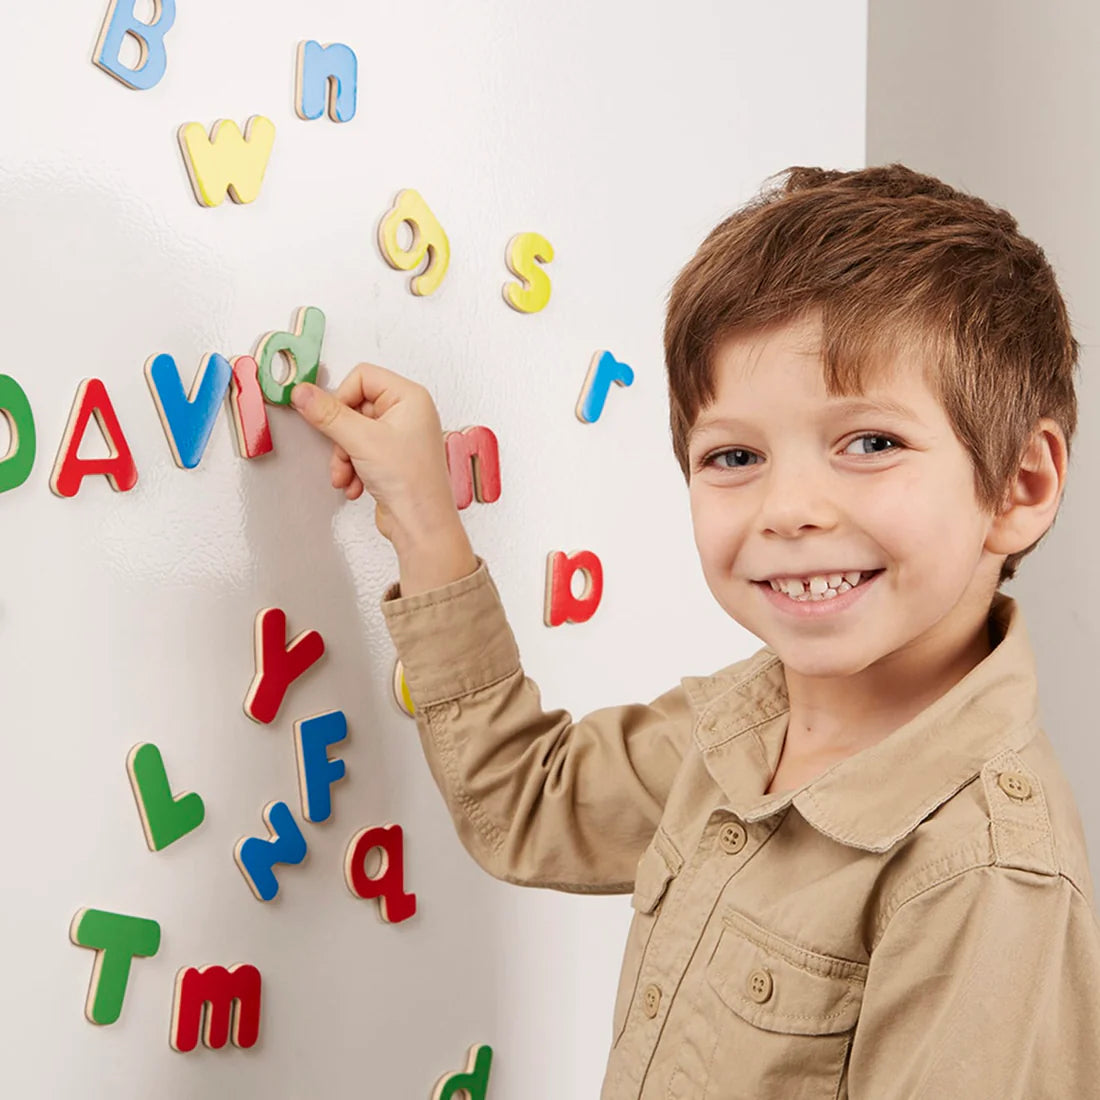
[178,116,276,207]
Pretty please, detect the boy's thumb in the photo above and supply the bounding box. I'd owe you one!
[290,382,366,451]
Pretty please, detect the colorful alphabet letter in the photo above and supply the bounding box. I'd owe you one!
[576,350,635,424]
[392,660,415,718]
[254,307,325,405]
[294,710,348,824]
[544,550,604,626]
[50,379,138,498]
[228,356,273,458]
[243,607,325,724]
[344,824,416,923]
[432,1045,494,1100]
[145,352,232,469]
[503,232,554,313]
[178,116,276,207]
[295,41,358,122]
[93,0,176,90]
[0,374,35,494]
[69,908,161,1025]
[170,964,262,1052]
[444,426,501,510]
[234,801,308,902]
[377,190,450,296]
[126,743,206,852]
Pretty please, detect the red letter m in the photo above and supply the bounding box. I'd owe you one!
[171,964,262,1052]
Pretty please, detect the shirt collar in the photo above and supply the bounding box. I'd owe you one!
[680,592,1041,853]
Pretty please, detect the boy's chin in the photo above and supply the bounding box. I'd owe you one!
[774,634,896,681]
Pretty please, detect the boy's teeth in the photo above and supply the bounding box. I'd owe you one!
[769,570,870,598]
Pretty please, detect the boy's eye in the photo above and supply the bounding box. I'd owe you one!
[702,433,901,470]
[709,448,756,469]
[844,433,902,456]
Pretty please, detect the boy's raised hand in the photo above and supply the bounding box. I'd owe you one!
[290,364,478,597]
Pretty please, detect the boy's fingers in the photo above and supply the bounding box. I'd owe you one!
[330,445,352,478]
[290,382,374,453]
[334,361,410,410]
[331,455,354,489]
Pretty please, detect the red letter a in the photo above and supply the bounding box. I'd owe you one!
[544,550,604,626]
[50,379,138,497]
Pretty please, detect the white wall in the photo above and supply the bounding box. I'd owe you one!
[0,2,866,1096]
[867,0,1100,886]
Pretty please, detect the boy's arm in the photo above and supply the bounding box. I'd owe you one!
[382,557,693,892]
[847,865,1100,1096]
[288,367,690,887]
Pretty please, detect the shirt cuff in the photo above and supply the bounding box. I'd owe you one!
[380,556,521,707]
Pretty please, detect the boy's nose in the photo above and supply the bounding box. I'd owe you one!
[756,474,839,535]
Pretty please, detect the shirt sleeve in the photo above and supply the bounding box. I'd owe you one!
[848,863,1100,1098]
[380,557,693,893]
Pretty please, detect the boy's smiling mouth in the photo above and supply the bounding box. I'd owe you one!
[753,568,886,605]
[755,568,883,586]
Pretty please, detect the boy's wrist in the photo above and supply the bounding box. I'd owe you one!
[393,517,478,597]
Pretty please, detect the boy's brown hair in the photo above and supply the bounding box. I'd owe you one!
[664,163,1079,587]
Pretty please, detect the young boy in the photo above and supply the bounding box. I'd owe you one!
[290,164,1100,1097]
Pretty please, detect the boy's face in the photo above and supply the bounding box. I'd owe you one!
[686,311,1005,686]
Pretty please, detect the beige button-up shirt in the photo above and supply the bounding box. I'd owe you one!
[382,559,1100,1098]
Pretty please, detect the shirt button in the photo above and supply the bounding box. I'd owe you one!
[718,820,747,854]
[642,983,662,1018]
[747,968,773,1003]
[998,771,1032,800]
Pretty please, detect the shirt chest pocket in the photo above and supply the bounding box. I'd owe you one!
[691,908,868,1099]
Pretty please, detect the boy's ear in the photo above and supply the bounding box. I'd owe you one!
[985,418,1068,554]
